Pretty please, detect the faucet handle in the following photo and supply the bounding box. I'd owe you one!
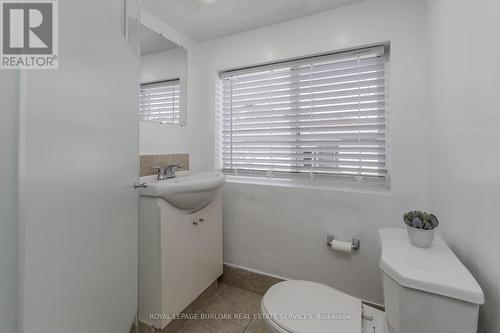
[152,166,162,175]
[164,164,182,178]
[166,163,182,171]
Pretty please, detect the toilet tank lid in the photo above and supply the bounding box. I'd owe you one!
[378,228,484,305]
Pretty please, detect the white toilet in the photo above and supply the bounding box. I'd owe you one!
[261,228,484,333]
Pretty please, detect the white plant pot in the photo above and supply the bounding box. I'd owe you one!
[407,226,435,248]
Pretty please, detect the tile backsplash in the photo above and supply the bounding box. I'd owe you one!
[140,154,189,177]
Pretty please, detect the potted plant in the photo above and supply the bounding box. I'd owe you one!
[403,211,439,248]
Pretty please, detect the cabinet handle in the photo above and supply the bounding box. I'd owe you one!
[199,218,205,223]
[193,220,198,225]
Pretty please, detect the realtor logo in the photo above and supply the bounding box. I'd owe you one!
[1,0,58,69]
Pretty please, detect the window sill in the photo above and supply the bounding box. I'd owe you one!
[140,120,186,127]
[224,175,391,195]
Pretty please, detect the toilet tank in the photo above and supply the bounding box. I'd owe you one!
[378,228,484,333]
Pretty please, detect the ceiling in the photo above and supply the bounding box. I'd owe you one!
[141,0,363,41]
[139,24,180,56]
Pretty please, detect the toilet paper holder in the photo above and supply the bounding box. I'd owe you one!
[326,234,361,251]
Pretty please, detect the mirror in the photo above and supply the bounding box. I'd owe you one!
[139,24,187,125]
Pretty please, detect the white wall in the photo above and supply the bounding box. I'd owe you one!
[0,71,18,333]
[189,0,429,303]
[428,0,500,331]
[140,48,189,155]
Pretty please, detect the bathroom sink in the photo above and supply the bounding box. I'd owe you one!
[138,171,225,212]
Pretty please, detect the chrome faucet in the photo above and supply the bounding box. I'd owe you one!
[152,164,182,180]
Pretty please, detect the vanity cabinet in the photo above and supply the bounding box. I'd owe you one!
[139,192,223,329]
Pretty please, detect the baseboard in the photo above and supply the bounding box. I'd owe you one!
[223,262,289,281]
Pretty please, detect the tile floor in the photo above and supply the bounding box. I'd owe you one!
[176,283,267,333]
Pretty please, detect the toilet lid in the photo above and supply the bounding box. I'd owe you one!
[261,280,361,333]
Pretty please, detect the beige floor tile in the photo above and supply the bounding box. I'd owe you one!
[221,265,284,296]
[200,283,263,327]
[136,323,154,333]
[177,319,244,333]
[244,318,268,333]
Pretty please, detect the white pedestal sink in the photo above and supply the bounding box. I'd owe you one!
[138,171,225,212]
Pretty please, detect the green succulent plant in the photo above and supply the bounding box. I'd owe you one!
[403,211,439,230]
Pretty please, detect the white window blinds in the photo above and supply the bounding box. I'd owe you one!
[219,46,388,182]
[140,79,180,124]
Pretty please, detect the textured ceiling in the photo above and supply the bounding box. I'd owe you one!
[141,0,363,41]
[139,24,180,56]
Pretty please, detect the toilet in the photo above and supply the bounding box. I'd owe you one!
[261,228,484,333]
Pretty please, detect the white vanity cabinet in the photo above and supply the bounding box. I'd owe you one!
[139,192,223,329]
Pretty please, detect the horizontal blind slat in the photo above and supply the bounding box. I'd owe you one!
[223,97,381,114]
[224,147,386,154]
[223,92,385,111]
[225,113,385,126]
[223,57,385,85]
[223,125,385,136]
[226,117,385,129]
[224,79,385,102]
[222,62,385,89]
[223,105,385,119]
[223,153,385,160]
[223,86,385,108]
[224,72,385,93]
[223,163,387,174]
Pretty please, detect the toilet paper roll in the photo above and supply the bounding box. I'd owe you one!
[330,240,352,253]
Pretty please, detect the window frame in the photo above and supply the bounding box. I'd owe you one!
[217,45,390,189]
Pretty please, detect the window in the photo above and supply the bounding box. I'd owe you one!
[219,46,388,185]
[140,79,180,124]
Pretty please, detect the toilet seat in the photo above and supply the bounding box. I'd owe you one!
[261,280,362,333]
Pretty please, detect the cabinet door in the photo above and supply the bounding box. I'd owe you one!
[195,193,223,292]
[159,200,198,324]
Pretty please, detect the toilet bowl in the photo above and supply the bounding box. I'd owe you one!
[260,228,484,333]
